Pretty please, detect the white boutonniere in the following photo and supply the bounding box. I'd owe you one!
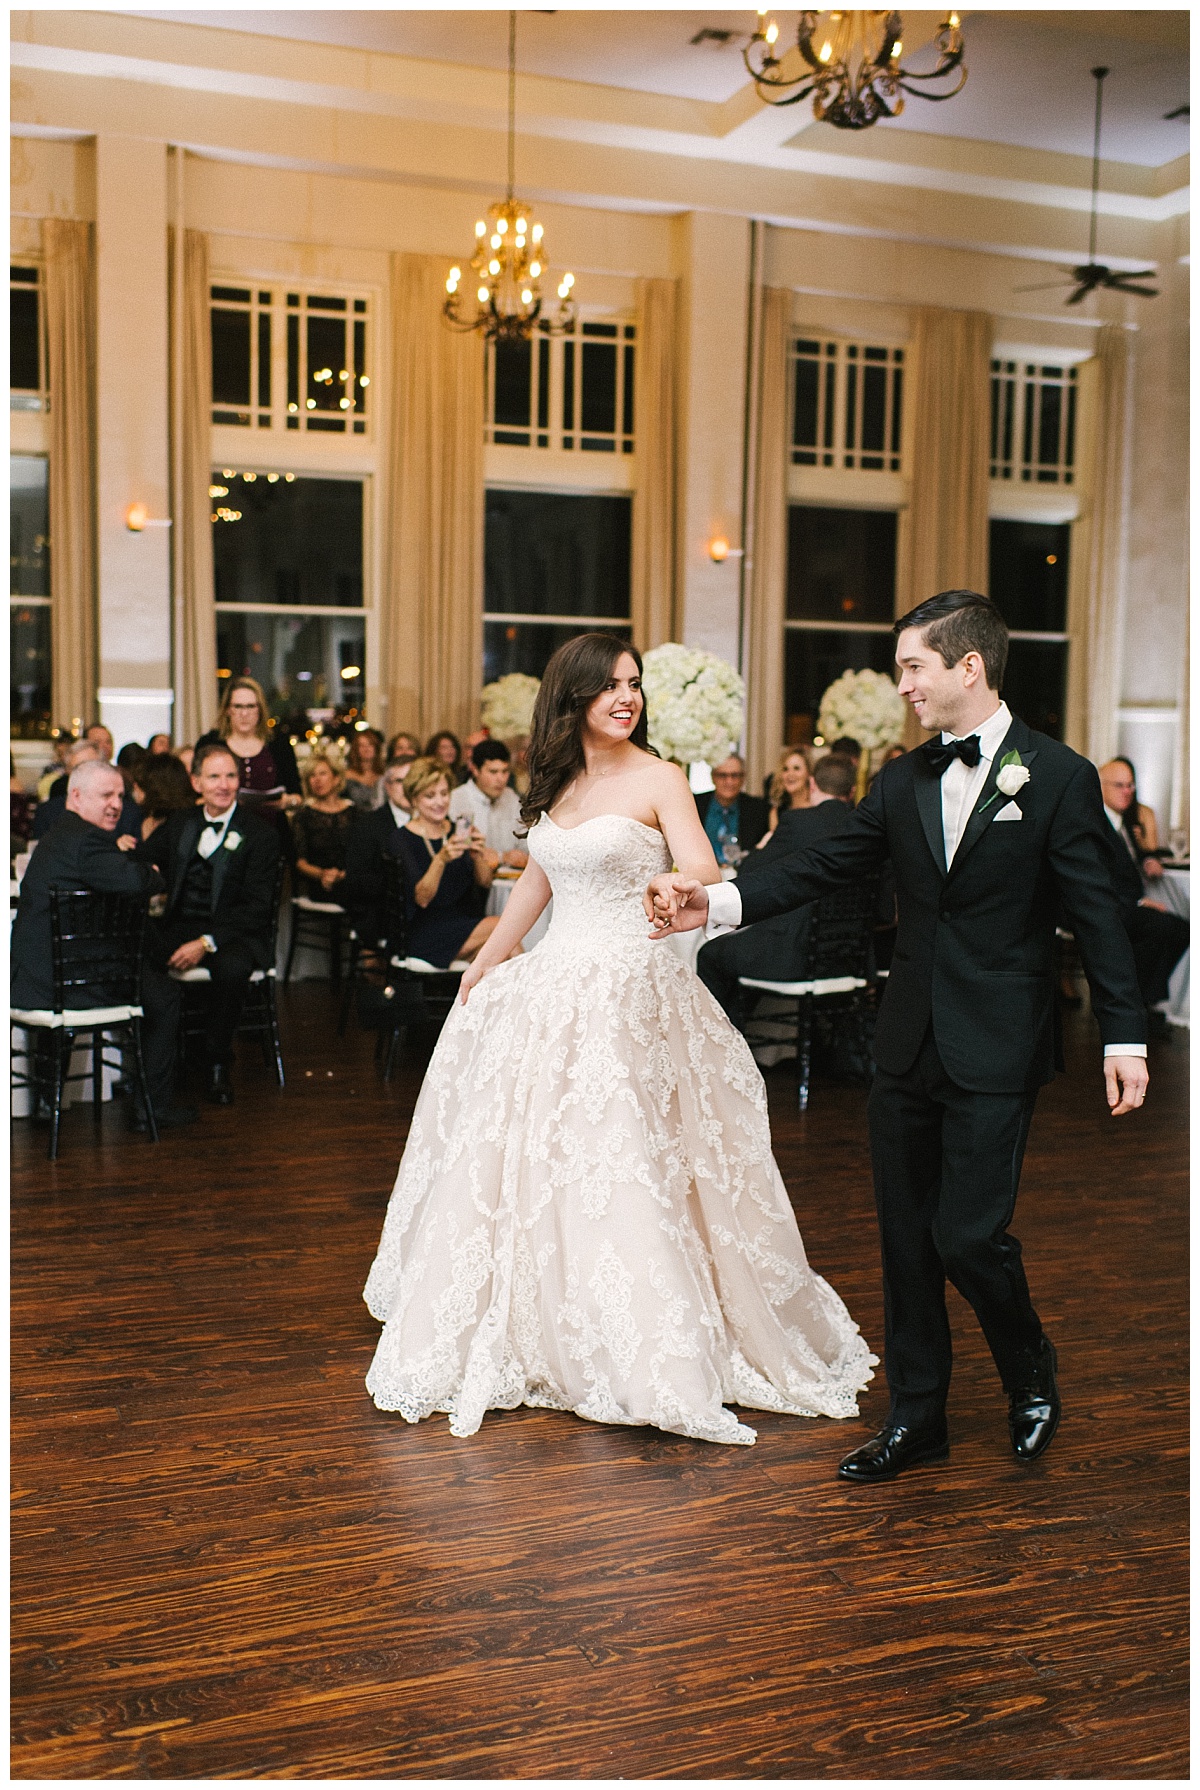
[979,751,1030,816]
[223,831,242,851]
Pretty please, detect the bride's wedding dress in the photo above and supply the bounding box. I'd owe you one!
[364,813,875,1444]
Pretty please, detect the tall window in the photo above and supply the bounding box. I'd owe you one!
[792,336,904,472]
[990,361,1076,484]
[10,455,51,737]
[487,318,635,453]
[212,469,366,729]
[10,265,43,413]
[211,284,371,436]
[783,505,898,745]
[483,489,631,682]
[989,519,1070,738]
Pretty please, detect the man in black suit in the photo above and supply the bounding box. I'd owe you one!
[648,590,1147,1481]
[694,754,770,860]
[343,758,409,948]
[695,753,859,1026]
[33,734,141,843]
[139,741,280,1106]
[12,759,196,1129]
[1095,760,1188,1017]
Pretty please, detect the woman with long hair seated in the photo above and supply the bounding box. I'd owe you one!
[762,746,812,843]
[292,751,357,901]
[424,729,467,787]
[391,757,503,967]
[343,727,387,813]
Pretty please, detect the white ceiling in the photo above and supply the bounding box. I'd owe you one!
[129,8,1190,166]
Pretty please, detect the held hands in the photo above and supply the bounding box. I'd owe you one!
[643,873,711,938]
[1104,1055,1149,1117]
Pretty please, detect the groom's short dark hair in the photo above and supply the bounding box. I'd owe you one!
[894,590,1009,691]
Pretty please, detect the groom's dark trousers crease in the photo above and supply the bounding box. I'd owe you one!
[869,1024,1041,1427]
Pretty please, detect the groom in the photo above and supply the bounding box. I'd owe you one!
[646,590,1148,1482]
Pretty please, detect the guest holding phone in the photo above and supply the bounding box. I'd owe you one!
[391,757,506,967]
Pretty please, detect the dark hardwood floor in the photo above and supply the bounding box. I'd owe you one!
[11,986,1188,1780]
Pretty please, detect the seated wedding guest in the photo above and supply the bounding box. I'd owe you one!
[116,741,149,793]
[343,758,411,947]
[174,744,194,774]
[343,728,387,813]
[393,757,501,967]
[148,732,173,757]
[449,739,528,870]
[1100,756,1161,865]
[696,752,859,1027]
[37,734,74,802]
[12,758,196,1130]
[196,676,302,815]
[11,756,36,849]
[764,748,812,839]
[138,753,199,840]
[41,721,115,804]
[826,734,862,761]
[292,752,356,900]
[1098,762,1186,1024]
[695,754,770,862]
[386,730,422,764]
[425,729,468,786]
[34,739,142,844]
[138,741,281,1106]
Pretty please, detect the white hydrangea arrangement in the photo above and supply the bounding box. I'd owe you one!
[817,667,906,752]
[480,672,541,740]
[641,643,746,766]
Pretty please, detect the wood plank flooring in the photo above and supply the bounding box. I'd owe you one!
[11,989,1188,1779]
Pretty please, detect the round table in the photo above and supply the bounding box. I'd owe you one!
[486,871,552,951]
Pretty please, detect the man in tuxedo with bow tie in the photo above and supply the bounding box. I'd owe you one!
[646,590,1147,1481]
[139,741,281,1106]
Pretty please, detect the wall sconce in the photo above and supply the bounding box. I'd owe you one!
[125,502,172,532]
[709,536,744,563]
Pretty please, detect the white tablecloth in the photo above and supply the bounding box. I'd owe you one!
[487,874,552,951]
[1150,866,1189,1028]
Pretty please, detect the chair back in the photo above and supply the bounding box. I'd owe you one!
[804,875,880,984]
[49,888,148,1012]
[380,854,412,960]
[265,854,287,955]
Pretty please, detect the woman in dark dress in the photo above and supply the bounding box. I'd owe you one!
[393,758,503,967]
[197,676,302,811]
[424,730,468,787]
[292,752,357,900]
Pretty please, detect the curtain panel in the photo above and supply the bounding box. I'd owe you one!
[43,218,98,728]
[381,253,485,742]
[630,276,679,651]
[1065,323,1132,764]
[743,287,792,790]
[905,306,992,606]
[171,227,218,746]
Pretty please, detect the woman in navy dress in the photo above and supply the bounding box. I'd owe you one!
[392,757,506,967]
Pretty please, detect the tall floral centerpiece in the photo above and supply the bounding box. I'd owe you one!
[480,672,541,740]
[817,667,907,800]
[641,643,746,768]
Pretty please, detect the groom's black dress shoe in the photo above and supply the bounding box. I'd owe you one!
[1008,1339,1060,1461]
[837,1421,949,1483]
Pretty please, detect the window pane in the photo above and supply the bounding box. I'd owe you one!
[784,628,897,748]
[1002,639,1067,740]
[484,619,631,685]
[306,314,347,426]
[211,307,251,408]
[485,490,631,619]
[10,601,51,738]
[493,337,532,432]
[581,340,617,435]
[212,474,363,607]
[11,455,50,597]
[988,519,1070,632]
[216,611,365,729]
[10,286,39,392]
[787,505,896,624]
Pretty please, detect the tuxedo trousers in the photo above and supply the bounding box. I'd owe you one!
[147,918,257,1063]
[867,1026,1044,1427]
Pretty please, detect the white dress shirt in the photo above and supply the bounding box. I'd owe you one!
[449,780,523,856]
[387,799,408,829]
[196,805,236,858]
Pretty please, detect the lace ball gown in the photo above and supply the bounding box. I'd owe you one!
[363,813,876,1445]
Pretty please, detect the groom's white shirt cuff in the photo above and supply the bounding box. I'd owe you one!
[1105,1044,1146,1057]
[705,880,742,935]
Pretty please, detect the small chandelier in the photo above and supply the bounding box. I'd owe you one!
[744,10,966,130]
[444,12,576,341]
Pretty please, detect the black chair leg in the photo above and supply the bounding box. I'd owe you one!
[338,935,361,1036]
[283,908,300,984]
[265,984,285,1088]
[797,995,814,1113]
[92,1033,104,1121]
[381,1023,405,1083]
[329,917,342,989]
[129,1019,159,1143]
[48,1031,69,1161]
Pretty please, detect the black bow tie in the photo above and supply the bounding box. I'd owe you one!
[922,735,982,775]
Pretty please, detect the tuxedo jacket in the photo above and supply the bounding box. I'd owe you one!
[695,790,771,854]
[32,787,142,842]
[11,812,162,1011]
[736,715,1145,1092]
[138,807,280,968]
[708,800,859,980]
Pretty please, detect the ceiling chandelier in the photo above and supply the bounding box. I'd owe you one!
[744,10,967,130]
[444,11,575,341]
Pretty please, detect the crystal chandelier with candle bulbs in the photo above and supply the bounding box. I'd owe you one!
[744,10,966,130]
[444,12,576,341]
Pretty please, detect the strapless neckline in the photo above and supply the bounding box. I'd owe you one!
[543,811,664,840]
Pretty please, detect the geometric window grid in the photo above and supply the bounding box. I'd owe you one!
[487,317,635,454]
[11,264,43,411]
[210,285,371,437]
[792,336,904,473]
[990,360,1077,485]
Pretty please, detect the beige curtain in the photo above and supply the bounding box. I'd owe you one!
[43,218,97,727]
[171,228,218,745]
[1065,324,1131,764]
[905,306,992,605]
[630,276,678,650]
[381,253,485,741]
[743,287,792,790]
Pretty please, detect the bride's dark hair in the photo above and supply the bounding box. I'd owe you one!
[520,632,655,829]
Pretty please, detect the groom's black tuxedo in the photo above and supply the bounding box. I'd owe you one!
[733,712,1145,1430]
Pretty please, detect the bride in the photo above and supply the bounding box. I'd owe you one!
[363,633,875,1444]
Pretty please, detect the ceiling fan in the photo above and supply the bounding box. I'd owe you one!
[1017,67,1158,305]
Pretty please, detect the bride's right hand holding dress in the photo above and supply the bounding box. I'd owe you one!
[458,855,552,1003]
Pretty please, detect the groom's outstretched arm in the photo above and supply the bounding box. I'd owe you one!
[1047,759,1147,1049]
[736,777,891,927]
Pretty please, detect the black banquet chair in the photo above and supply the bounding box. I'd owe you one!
[170,858,287,1087]
[737,875,880,1112]
[10,887,158,1159]
[340,855,464,1080]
